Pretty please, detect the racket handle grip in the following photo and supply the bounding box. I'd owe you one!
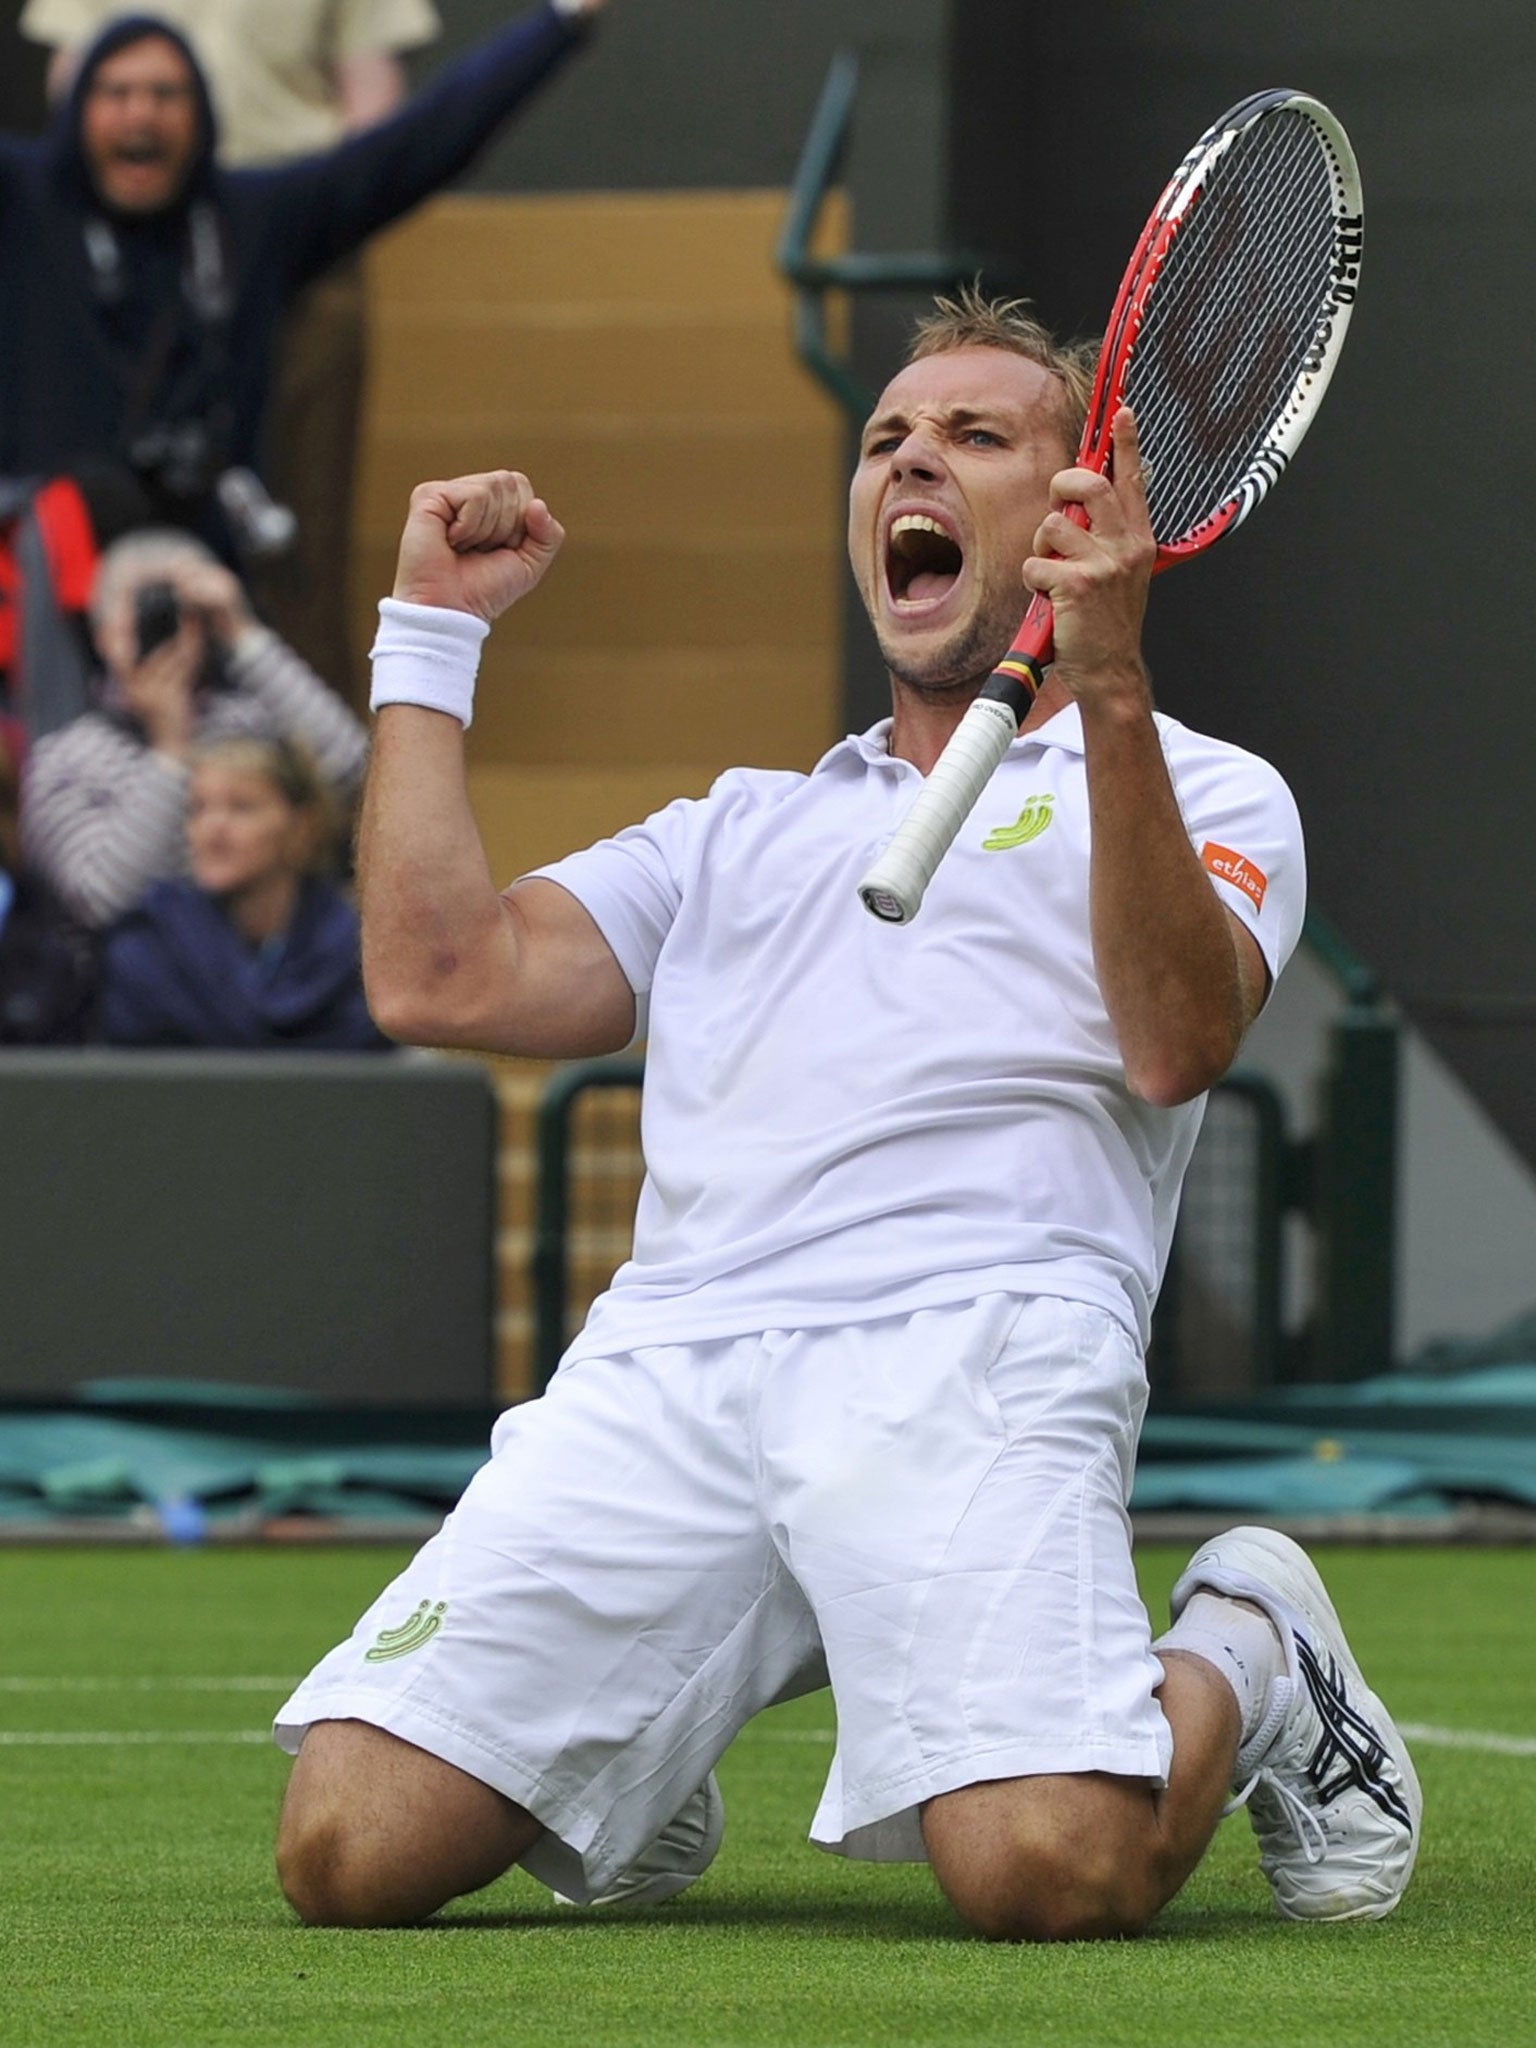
[857,695,1020,923]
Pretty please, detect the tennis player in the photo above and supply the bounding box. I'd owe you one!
[273,295,1420,1939]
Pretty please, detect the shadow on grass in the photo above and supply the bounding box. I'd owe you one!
[427,1893,965,1941]
[419,1892,1280,1945]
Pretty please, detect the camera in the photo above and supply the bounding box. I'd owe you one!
[134,581,181,662]
[126,423,298,563]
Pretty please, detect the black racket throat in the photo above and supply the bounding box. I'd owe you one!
[980,657,1044,726]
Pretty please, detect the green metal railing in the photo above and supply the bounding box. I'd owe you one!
[1150,1072,1290,1398]
[777,49,1021,421]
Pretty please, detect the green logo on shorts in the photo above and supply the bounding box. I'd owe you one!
[983,793,1055,850]
[364,1600,447,1662]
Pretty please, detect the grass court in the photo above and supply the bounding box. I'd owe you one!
[3,1541,1532,2048]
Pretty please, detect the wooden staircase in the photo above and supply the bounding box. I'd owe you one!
[351,190,848,1395]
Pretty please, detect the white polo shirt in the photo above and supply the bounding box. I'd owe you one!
[534,704,1304,1358]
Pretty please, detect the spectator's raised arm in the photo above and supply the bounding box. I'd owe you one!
[251,1,609,288]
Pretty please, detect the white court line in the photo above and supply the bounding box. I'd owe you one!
[1400,1722,1536,1758]
[0,1708,1530,1757]
[0,1730,272,1746]
[744,1725,1536,1760]
[0,1677,296,1693]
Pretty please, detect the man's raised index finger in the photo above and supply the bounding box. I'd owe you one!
[1111,406,1150,502]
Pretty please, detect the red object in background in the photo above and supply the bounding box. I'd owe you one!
[0,475,99,677]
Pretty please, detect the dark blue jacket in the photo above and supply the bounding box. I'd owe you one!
[100,875,389,1050]
[0,4,590,496]
[0,865,98,1043]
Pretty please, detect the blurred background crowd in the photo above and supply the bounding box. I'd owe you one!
[0,0,602,1051]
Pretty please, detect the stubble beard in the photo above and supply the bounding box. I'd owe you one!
[875,589,1024,702]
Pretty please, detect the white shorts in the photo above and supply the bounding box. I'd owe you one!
[275,1293,1172,1901]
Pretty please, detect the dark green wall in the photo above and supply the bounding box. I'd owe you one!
[418,0,947,204]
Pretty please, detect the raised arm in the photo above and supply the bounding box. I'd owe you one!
[331,51,411,133]
[358,470,635,1058]
[252,0,606,286]
[1028,408,1268,1106]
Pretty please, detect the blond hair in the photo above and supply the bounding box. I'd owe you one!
[190,734,340,876]
[907,285,1098,450]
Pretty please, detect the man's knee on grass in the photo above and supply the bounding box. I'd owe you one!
[923,1775,1168,1943]
[276,1804,424,1929]
[276,1719,538,1927]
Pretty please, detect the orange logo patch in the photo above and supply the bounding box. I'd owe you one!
[1201,841,1267,911]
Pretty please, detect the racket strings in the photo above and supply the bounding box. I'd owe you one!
[1162,169,1331,451]
[1140,121,1335,418]
[1127,110,1341,545]
[1139,218,1333,529]
[1135,147,1335,534]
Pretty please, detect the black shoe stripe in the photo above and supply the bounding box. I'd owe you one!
[1296,1637,1413,1831]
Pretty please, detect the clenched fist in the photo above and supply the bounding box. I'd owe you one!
[392,470,566,623]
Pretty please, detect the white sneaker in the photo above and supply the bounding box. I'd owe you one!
[1170,1526,1421,1922]
[557,1773,724,1908]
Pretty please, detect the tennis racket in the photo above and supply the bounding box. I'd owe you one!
[857,88,1363,924]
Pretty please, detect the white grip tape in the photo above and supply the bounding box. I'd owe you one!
[857,696,1019,923]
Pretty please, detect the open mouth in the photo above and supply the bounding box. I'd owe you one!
[886,513,964,609]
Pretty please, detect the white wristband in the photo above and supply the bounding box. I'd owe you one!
[369,598,490,729]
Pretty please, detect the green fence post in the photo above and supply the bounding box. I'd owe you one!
[1309,992,1399,1382]
[1149,1073,1288,1401]
[531,1058,645,1395]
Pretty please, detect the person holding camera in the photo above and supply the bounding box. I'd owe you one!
[0,2,607,568]
[19,0,447,704]
[20,530,367,929]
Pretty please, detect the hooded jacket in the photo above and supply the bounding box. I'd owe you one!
[0,3,591,535]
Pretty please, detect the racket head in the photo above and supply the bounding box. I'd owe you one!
[1090,90,1363,561]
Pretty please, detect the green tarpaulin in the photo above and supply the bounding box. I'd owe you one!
[4,1356,1536,1532]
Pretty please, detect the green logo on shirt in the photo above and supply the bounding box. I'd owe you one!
[364,1600,447,1662]
[983,794,1056,851]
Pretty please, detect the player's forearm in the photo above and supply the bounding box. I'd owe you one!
[356,707,519,1049]
[1082,694,1245,1106]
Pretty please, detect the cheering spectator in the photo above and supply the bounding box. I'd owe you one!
[21,530,367,928]
[20,1,443,160]
[99,733,386,1049]
[18,0,446,700]
[0,714,97,1042]
[0,2,607,568]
